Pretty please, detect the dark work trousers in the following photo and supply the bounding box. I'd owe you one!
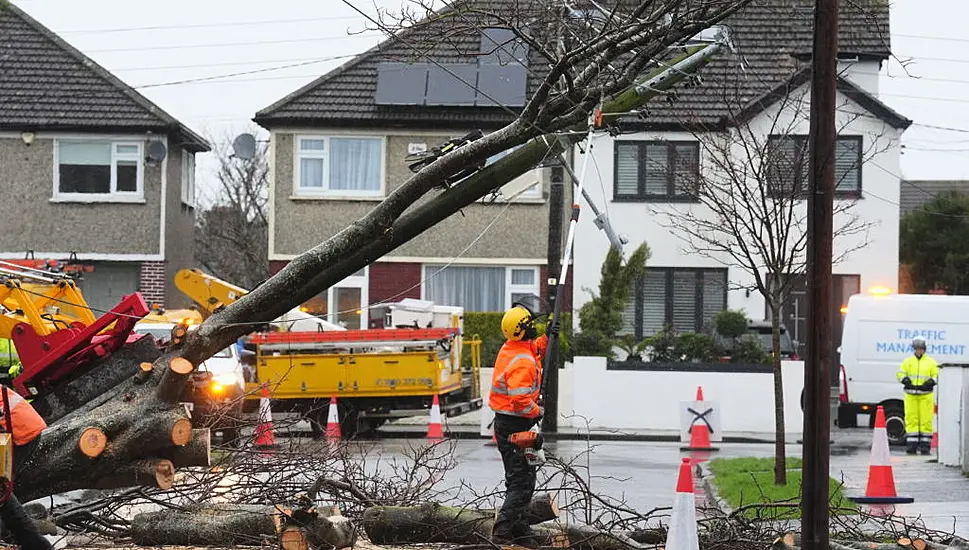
[1,437,51,550]
[492,412,538,539]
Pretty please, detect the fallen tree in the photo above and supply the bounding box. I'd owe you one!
[362,493,560,544]
[129,504,356,549]
[16,350,208,504]
[6,0,747,506]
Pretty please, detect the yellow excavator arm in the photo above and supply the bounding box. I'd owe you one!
[0,263,97,340]
[174,269,248,319]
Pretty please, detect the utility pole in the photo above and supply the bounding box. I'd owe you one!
[801,0,839,547]
[543,167,565,433]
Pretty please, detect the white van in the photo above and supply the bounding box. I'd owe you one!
[839,293,969,445]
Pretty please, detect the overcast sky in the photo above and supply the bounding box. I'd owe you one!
[11,0,969,200]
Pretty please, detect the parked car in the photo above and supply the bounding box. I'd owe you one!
[713,320,800,361]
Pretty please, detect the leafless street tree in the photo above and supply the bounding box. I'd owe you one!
[195,127,270,290]
[651,71,896,484]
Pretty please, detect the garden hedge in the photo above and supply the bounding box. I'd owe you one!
[462,312,573,369]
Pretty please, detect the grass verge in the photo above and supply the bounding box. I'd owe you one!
[707,457,857,520]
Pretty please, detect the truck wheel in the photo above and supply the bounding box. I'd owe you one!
[881,402,906,446]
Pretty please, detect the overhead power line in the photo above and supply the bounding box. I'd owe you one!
[84,33,383,54]
[57,15,365,34]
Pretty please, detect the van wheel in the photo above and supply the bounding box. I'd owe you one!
[881,402,906,446]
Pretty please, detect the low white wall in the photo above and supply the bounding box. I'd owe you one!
[570,357,805,436]
[479,357,805,438]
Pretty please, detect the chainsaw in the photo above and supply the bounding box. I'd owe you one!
[509,428,545,467]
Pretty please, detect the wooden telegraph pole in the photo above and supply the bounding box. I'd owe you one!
[543,168,565,433]
[801,0,839,548]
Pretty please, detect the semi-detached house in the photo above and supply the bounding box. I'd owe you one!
[0,3,209,313]
[253,11,573,328]
[573,0,911,360]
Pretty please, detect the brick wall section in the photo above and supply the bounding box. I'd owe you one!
[540,264,574,313]
[139,261,167,307]
[369,262,422,304]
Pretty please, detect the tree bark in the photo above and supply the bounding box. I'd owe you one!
[769,294,787,486]
[362,500,650,550]
[362,493,560,545]
[129,505,355,549]
[15,347,210,504]
[29,336,162,423]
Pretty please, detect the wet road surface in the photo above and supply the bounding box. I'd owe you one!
[337,436,969,535]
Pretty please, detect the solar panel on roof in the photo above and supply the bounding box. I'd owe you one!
[475,64,527,107]
[375,62,428,105]
[479,28,529,65]
[425,64,479,106]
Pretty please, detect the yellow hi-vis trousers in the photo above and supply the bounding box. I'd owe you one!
[904,392,934,448]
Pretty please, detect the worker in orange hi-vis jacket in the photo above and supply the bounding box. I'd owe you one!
[489,299,557,548]
[0,385,50,550]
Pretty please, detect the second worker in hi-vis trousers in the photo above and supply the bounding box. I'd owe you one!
[896,337,938,455]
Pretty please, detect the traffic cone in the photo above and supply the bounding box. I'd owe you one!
[849,406,914,504]
[680,386,719,452]
[325,396,342,440]
[665,458,700,550]
[427,394,444,440]
[931,403,939,451]
[254,385,276,448]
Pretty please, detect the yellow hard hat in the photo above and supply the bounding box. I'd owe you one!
[501,305,536,341]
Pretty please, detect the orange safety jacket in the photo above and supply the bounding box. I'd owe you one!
[489,335,548,419]
[0,387,46,446]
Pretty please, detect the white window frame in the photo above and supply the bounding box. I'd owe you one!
[293,135,386,200]
[304,267,369,329]
[181,149,196,207]
[52,139,145,203]
[419,264,541,311]
[507,266,541,308]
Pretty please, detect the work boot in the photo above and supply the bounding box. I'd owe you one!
[920,444,932,456]
[905,444,918,455]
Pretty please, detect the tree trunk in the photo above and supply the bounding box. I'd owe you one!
[362,500,649,550]
[15,345,210,504]
[129,505,356,549]
[362,493,560,545]
[769,296,787,486]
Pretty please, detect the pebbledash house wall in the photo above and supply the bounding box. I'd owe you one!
[0,133,197,309]
[268,129,574,318]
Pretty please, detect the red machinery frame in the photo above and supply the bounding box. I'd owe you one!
[10,292,150,398]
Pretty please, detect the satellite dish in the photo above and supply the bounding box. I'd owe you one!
[146,140,168,163]
[232,133,257,160]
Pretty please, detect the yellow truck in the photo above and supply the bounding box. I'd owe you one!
[170,269,482,438]
[245,299,482,438]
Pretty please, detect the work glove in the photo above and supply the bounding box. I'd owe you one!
[547,322,561,336]
[923,378,936,391]
[901,377,912,386]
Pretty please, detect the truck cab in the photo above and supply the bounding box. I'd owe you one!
[839,293,969,445]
